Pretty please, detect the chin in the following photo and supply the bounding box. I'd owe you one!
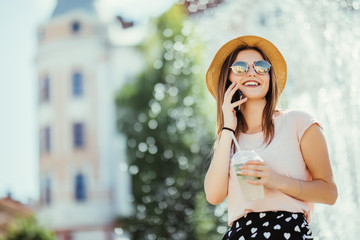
[243,92,267,100]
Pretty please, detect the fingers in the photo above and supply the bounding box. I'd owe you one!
[229,84,240,98]
[238,162,281,189]
[240,170,266,185]
[247,179,264,185]
[240,170,265,178]
[240,160,266,170]
[239,166,267,177]
[224,82,247,112]
[224,82,239,103]
[239,161,268,184]
[241,170,267,185]
[231,97,248,109]
[222,82,243,129]
[225,81,237,96]
[224,82,240,101]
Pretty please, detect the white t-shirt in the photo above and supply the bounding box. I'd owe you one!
[227,109,321,226]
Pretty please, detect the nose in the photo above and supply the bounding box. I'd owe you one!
[247,65,256,76]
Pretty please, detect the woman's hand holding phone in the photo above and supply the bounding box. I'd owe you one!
[222,81,247,130]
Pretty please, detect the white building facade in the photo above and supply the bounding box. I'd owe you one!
[36,1,144,239]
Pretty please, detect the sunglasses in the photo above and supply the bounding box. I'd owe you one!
[230,60,271,75]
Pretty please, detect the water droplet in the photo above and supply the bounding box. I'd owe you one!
[142,185,151,193]
[164,51,174,61]
[134,122,143,132]
[146,136,156,145]
[128,138,136,148]
[138,142,148,152]
[129,165,139,175]
[167,186,178,196]
[138,113,147,123]
[164,149,174,159]
[165,74,176,83]
[168,86,179,96]
[174,41,184,52]
[178,156,188,170]
[148,119,158,129]
[114,228,123,235]
[153,59,163,69]
[118,162,128,171]
[163,28,173,37]
[183,107,193,117]
[165,177,175,186]
[148,145,158,154]
[150,101,161,115]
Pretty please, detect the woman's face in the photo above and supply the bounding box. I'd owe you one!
[228,49,270,100]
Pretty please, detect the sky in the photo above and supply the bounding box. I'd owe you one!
[0,0,176,203]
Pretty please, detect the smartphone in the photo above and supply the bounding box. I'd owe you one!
[225,80,243,112]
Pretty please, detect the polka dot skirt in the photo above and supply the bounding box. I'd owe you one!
[222,211,313,240]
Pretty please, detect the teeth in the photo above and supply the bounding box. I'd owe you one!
[244,81,259,86]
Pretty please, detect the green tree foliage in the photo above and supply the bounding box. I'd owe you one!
[115,4,225,240]
[3,217,55,240]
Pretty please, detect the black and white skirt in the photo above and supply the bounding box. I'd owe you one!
[222,211,313,240]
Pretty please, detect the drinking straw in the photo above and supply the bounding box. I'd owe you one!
[231,132,241,152]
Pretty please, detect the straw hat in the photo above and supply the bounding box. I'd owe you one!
[206,35,287,98]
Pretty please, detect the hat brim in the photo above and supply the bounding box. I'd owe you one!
[206,35,287,98]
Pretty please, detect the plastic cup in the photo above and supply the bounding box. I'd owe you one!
[231,150,264,202]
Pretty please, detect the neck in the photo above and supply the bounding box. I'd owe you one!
[240,99,266,134]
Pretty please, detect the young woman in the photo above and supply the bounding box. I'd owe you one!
[204,35,337,240]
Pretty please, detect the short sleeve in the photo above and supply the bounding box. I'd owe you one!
[291,109,323,143]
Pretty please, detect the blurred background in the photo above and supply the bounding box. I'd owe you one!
[0,0,359,239]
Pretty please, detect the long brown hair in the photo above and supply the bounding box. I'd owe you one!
[215,46,279,146]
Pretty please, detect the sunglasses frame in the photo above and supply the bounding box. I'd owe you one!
[230,60,271,75]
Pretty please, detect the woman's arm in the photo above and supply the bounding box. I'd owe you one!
[204,82,247,205]
[241,124,338,204]
[295,123,337,204]
[204,131,232,205]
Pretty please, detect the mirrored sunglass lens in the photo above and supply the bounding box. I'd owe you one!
[254,60,271,74]
[231,61,248,75]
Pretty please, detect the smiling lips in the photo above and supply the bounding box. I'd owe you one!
[243,80,260,86]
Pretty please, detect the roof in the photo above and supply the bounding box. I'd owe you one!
[0,196,33,215]
[51,0,96,18]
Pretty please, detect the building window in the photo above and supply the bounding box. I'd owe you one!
[72,72,83,97]
[39,77,50,103]
[45,178,51,205]
[73,123,84,148]
[75,173,86,202]
[71,21,81,33]
[40,127,51,153]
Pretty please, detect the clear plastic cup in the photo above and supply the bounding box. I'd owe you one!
[231,150,264,202]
